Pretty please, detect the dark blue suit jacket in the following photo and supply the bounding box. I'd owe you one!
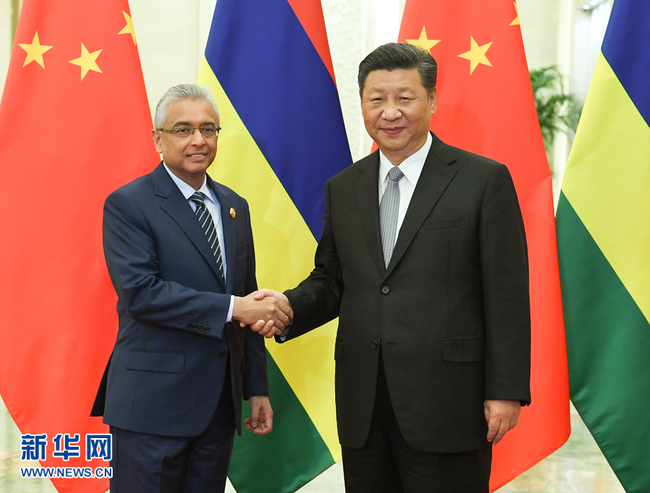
[92,163,267,437]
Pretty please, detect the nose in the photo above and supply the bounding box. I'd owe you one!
[189,128,207,145]
[382,101,402,120]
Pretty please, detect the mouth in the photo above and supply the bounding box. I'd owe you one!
[381,126,404,136]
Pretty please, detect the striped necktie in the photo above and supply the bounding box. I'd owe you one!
[379,166,404,267]
[189,191,224,281]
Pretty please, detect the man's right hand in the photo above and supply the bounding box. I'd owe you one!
[245,289,293,338]
[232,290,293,333]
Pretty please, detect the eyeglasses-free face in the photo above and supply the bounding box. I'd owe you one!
[361,68,437,166]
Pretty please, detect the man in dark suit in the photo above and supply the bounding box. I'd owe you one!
[254,43,531,492]
[92,84,292,493]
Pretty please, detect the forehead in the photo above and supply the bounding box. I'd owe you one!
[165,98,219,125]
[363,68,425,94]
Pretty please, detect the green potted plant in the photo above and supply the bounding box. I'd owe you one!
[530,66,583,150]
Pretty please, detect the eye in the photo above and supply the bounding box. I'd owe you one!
[173,127,191,137]
[199,126,216,138]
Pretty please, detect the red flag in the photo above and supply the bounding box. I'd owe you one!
[398,1,570,490]
[0,1,156,491]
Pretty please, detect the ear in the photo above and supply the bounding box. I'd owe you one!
[429,87,438,115]
[152,129,163,153]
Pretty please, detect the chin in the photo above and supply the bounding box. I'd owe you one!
[380,142,406,152]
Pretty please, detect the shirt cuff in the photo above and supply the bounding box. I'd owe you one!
[226,295,235,323]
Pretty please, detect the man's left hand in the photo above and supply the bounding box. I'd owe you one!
[484,399,521,445]
[245,395,274,435]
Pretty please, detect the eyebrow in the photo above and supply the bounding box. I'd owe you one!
[367,85,415,92]
[365,88,416,99]
[171,121,217,127]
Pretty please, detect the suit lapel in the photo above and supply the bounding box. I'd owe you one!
[353,152,386,275]
[211,179,237,293]
[386,136,458,277]
[152,164,226,288]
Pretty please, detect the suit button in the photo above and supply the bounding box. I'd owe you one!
[381,286,390,294]
[371,340,379,349]
[219,350,228,359]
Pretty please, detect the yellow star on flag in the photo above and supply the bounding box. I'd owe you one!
[458,36,493,74]
[511,1,520,26]
[118,11,137,45]
[18,32,53,68]
[69,43,103,80]
[406,26,440,53]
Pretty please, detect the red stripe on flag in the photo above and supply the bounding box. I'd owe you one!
[0,1,157,492]
[398,1,570,490]
[286,0,337,84]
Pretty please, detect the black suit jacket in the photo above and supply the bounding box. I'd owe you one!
[282,133,531,453]
[92,163,267,437]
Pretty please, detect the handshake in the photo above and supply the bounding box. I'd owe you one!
[233,289,293,338]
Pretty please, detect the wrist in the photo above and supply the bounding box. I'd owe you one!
[232,296,246,321]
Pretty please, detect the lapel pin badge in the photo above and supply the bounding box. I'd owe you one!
[230,208,236,218]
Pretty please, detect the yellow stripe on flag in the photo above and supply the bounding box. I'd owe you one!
[562,53,650,322]
[199,60,341,459]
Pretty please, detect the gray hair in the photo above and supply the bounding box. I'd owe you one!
[357,43,437,97]
[154,84,219,129]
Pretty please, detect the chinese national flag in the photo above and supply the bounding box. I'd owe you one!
[0,1,156,492]
[398,0,570,490]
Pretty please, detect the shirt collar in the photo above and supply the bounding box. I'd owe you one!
[378,132,432,186]
[162,163,215,204]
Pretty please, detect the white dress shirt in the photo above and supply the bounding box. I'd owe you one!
[378,132,432,246]
[163,163,234,322]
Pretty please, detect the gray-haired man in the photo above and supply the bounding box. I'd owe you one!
[92,84,292,492]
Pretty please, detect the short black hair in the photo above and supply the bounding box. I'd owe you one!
[357,42,437,97]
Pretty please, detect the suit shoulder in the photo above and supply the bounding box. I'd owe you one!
[440,142,502,169]
[434,141,512,183]
[105,171,155,204]
[328,151,378,185]
[208,177,251,210]
[211,179,238,198]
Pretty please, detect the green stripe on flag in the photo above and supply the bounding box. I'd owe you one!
[228,352,335,493]
[557,192,650,493]
[560,54,650,322]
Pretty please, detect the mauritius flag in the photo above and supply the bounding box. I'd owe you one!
[197,1,352,492]
[557,1,650,491]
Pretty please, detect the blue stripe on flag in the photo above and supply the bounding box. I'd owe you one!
[205,0,351,240]
[601,0,650,126]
